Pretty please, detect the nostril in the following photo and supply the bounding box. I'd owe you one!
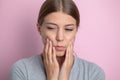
[56,34,64,41]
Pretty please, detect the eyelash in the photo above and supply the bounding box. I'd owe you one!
[47,27,55,30]
[47,27,73,31]
[65,29,73,31]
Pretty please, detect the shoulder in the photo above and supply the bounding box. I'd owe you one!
[75,56,105,80]
[11,55,44,80]
[12,55,42,68]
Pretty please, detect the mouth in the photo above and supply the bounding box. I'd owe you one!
[55,46,65,51]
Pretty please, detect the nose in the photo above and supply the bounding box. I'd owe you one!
[56,29,64,41]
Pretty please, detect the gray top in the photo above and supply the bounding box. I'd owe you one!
[10,55,105,80]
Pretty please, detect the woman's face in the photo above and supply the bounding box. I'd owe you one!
[38,12,78,57]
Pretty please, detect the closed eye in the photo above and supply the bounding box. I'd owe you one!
[47,26,55,30]
[65,29,73,31]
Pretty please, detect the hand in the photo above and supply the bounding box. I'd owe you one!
[43,39,59,80]
[58,41,74,80]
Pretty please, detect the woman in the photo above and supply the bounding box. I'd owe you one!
[11,0,105,80]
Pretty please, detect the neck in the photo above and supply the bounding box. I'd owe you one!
[40,53,65,65]
[57,56,65,68]
[41,52,66,68]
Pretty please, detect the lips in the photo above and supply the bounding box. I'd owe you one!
[55,46,65,51]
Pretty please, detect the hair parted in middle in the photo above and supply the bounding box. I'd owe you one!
[37,0,80,27]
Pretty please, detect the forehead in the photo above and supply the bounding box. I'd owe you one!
[43,12,76,25]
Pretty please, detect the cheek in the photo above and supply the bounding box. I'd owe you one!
[65,34,76,46]
[40,31,47,44]
[41,31,56,44]
[66,32,76,40]
[66,31,76,46]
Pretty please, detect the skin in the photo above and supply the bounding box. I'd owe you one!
[37,11,78,80]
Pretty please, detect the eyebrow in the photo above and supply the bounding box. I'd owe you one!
[45,22,75,27]
[65,24,75,27]
[45,22,58,26]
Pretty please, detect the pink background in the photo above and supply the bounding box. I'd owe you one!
[0,0,120,80]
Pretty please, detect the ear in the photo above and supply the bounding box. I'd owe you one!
[37,23,41,34]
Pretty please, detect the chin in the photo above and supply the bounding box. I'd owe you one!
[56,51,65,57]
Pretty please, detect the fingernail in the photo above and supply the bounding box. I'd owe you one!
[46,38,48,42]
[50,40,51,44]
[46,38,49,43]
[53,47,55,50]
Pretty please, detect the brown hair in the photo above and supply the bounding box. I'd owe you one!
[37,0,80,27]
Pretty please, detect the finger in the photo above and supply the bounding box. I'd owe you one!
[70,42,73,60]
[48,40,52,63]
[67,41,72,64]
[44,38,49,53]
[52,47,57,64]
[65,44,69,64]
[70,42,74,64]
[70,41,73,55]
[44,38,49,49]
[68,43,71,64]
[44,38,49,64]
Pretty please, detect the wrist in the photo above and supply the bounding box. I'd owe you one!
[58,75,69,80]
[47,76,58,80]
[47,78,58,80]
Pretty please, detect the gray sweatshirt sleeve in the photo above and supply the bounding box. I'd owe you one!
[89,63,105,80]
[10,60,27,80]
